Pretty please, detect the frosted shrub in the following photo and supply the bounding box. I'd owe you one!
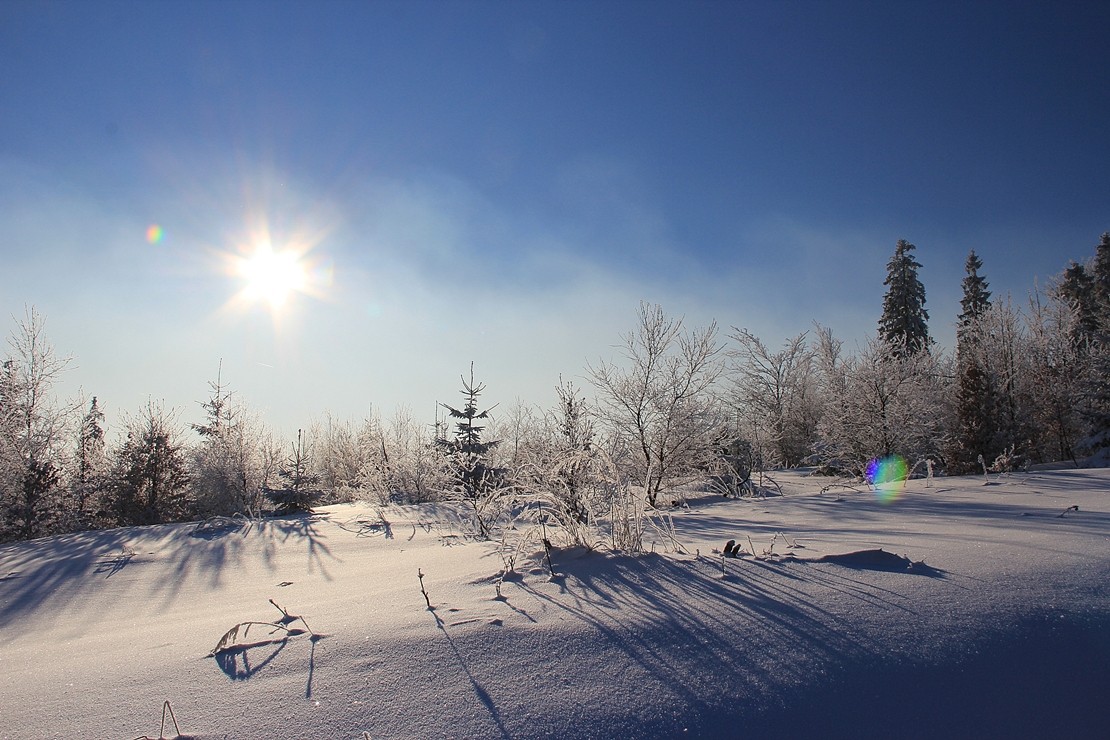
[588,302,725,508]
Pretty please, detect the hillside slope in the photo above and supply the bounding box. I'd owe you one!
[1,469,1107,739]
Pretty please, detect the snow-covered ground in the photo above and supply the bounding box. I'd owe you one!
[1,469,1107,739]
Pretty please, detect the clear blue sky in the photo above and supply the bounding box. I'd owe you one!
[2,0,1108,438]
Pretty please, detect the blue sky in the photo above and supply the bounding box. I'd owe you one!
[2,0,1108,438]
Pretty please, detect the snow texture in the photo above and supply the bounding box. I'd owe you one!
[0,468,1107,739]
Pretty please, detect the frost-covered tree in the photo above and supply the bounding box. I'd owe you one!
[310,413,389,501]
[436,363,502,499]
[951,251,998,472]
[435,365,506,538]
[543,378,598,524]
[111,402,192,525]
[1024,289,1086,464]
[1093,232,1110,311]
[957,250,992,334]
[72,396,108,527]
[1056,261,1098,347]
[190,365,271,517]
[879,239,932,355]
[588,302,724,507]
[268,428,321,514]
[380,406,448,503]
[0,309,74,540]
[815,328,946,476]
[1077,233,1110,455]
[727,328,819,468]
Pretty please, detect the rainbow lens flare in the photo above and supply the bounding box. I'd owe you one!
[866,454,908,503]
[146,224,164,244]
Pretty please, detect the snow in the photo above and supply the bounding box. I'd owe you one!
[1,469,1108,739]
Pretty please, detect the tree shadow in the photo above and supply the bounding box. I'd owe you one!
[426,606,510,740]
[0,511,343,633]
[507,548,973,737]
[210,620,326,700]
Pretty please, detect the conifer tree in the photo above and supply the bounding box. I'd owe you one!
[189,362,264,516]
[111,402,191,525]
[1077,233,1110,455]
[1057,261,1098,346]
[957,250,992,334]
[73,396,107,526]
[436,363,501,500]
[268,428,320,514]
[878,239,932,355]
[550,377,596,522]
[1093,232,1110,311]
[953,251,997,472]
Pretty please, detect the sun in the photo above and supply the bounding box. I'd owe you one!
[237,241,308,309]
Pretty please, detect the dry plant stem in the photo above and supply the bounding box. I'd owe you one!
[541,520,555,578]
[418,569,432,610]
[129,700,181,740]
[160,700,181,739]
[210,600,317,655]
[210,621,296,655]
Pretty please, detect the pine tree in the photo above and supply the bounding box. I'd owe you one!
[550,377,596,523]
[1056,261,1098,346]
[957,250,992,335]
[436,363,501,500]
[111,402,191,525]
[268,429,320,514]
[1093,232,1110,311]
[190,362,262,516]
[1077,233,1110,456]
[952,251,997,472]
[192,360,235,440]
[73,396,107,526]
[878,239,932,355]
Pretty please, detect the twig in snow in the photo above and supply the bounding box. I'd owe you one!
[1058,505,1079,518]
[209,600,317,656]
[541,519,556,579]
[418,569,433,610]
[130,699,183,740]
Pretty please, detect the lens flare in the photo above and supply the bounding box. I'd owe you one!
[146,224,164,244]
[866,454,908,504]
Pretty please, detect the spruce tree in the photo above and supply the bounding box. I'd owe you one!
[74,396,107,526]
[112,402,191,525]
[953,251,997,472]
[957,250,991,335]
[1078,233,1110,456]
[879,239,932,355]
[436,363,501,500]
[269,429,321,514]
[1057,261,1098,346]
[1093,232,1110,311]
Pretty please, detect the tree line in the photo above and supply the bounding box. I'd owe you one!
[2,233,1108,544]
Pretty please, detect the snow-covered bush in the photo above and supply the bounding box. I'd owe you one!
[588,302,726,508]
[727,329,820,468]
[814,327,947,477]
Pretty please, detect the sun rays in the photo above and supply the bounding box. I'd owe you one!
[219,220,334,321]
[238,240,308,309]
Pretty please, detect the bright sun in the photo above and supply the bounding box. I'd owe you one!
[238,242,308,309]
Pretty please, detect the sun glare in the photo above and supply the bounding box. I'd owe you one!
[216,213,335,322]
[237,242,309,310]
